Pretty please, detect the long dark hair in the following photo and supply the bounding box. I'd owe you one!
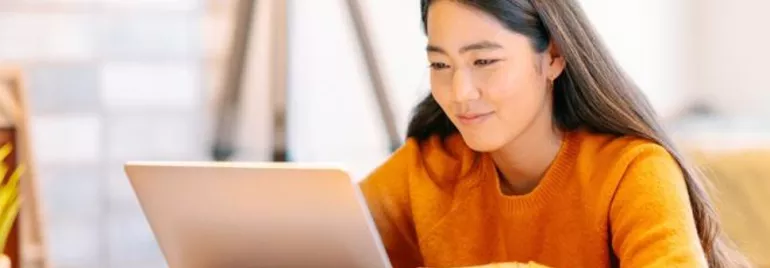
[410,0,746,267]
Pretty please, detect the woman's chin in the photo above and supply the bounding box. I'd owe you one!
[458,133,505,152]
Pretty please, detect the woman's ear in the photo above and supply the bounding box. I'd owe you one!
[546,41,566,81]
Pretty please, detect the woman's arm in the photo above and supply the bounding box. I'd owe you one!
[360,140,424,268]
[609,146,708,267]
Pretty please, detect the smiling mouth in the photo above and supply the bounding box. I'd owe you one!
[456,112,494,124]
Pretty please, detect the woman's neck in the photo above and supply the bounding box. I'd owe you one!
[490,115,563,196]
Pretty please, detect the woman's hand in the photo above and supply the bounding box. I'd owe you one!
[457,262,551,268]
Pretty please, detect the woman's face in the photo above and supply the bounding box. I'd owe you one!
[426,0,564,152]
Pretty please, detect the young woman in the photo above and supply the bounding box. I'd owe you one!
[360,0,747,267]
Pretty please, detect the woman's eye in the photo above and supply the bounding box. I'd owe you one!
[474,59,499,67]
[429,62,450,70]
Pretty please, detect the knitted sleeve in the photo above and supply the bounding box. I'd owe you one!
[609,145,708,267]
[360,139,424,268]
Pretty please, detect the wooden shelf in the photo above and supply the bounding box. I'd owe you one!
[0,66,49,268]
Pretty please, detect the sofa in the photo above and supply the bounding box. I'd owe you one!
[695,149,770,267]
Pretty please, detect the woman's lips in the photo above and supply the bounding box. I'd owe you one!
[456,112,494,125]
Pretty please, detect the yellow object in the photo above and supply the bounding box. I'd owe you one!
[0,143,21,254]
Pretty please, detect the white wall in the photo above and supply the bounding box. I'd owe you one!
[579,0,692,117]
[284,0,690,179]
[692,0,770,119]
[285,0,427,179]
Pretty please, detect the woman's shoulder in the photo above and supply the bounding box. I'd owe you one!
[574,132,686,203]
[570,129,683,195]
[571,130,688,219]
[359,133,474,193]
[573,129,676,167]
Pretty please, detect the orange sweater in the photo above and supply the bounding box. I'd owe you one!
[360,129,707,268]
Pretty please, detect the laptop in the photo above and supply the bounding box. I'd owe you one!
[124,161,393,268]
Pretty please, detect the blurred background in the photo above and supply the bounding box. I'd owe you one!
[0,0,768,267]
